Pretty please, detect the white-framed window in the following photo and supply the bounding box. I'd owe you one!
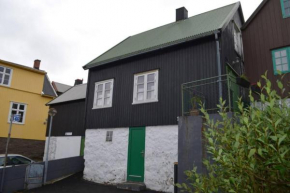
[233,22,243,56]
[133,70,159,104]
[106,131,113,142]
[8,102,27,124]
[93,79,114,109]
[0,66,13,87]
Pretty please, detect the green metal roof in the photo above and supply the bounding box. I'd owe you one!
[84,2,240,69]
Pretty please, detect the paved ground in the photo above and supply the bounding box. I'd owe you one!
[24,172,161,193]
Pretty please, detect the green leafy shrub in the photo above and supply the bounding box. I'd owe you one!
[177,73,290,193]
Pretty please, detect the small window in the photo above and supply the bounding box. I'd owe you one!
[106,131,113,142]
[233,23,243,56]
[133,70,159,104]
[272,47,290,75]
[93,79,114,109]
[8,102,27,124]
[0,66,13,86]
[281,0,290,18]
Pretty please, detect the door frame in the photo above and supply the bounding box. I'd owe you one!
[127,127,145,182]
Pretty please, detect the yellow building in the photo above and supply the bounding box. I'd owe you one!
[0,59,56,160]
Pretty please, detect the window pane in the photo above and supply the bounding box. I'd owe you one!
[97,91,103,99]
[137,84,144,92]
[104,98,110,105]
[97,84,103,91]
[281,50,287,57]
[12,103,18,109]
[147,82,155,91]
[283,64,288,71]
[137,76,144,84]
[282,57,288,64]
[147,91,154,99]
[148,74,154,82]
[19,111,24,123]
[277,65,282,72]
[137,93,144,101]
[3,75,9,85]
[97,99,102,106]
[0,73,3,84]
[276,59,281,65]
[105,82,111,90]
[275,51,281,58]
[5,68,11,74]
[19,105,25,110]
[0,67,4,72]
[105,90,110,98]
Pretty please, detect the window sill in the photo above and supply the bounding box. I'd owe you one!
[132,99,158,105]
[7,122,25,125]
[0,84,11,88]
[92,106,112,110]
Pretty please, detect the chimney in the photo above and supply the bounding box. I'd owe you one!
[176,7,188,21]
[74,79,83,86]
[33,59,41,70]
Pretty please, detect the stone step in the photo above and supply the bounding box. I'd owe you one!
[117,182,146,191]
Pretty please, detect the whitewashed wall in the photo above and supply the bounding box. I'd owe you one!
[83,128,129,184]
[145,125,178,193]
[43,136,81,161]
[83,126,178,193]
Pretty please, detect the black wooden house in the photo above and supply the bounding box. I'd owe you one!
[82,3,245,192]
[44,83,87,161]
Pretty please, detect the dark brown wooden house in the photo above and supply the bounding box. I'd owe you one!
[242,0,290,91]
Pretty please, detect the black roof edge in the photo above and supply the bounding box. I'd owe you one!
[84,31,218,70]
[241,0,269,30]
[220,2,244,30]
[46,98,86,106]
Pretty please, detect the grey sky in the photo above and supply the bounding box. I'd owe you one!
[0,0,262,85]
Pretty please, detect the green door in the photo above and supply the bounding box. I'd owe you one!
[226,65,239,111]
[127,127,145,182]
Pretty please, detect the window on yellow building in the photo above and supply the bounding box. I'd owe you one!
[8,102,27,124]
[0,66,13,87]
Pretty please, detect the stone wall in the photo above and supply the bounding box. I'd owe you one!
[84,128,129,184]
[84,126,178,193]
[145,125,178,193]
[0,137,45,161]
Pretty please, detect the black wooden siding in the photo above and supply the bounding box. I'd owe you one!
[221,10,244,75]
[86,36,218,128]
[46,100,86,136]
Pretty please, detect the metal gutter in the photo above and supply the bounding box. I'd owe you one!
[215,31,223,100]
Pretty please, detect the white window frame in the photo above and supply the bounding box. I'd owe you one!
[233,22,243,57]
[8,102,27,124]
[132,70,159,105]
[0,66,13,87]
[92,79,114,109]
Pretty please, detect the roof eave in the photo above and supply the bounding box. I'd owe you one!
[83,30,219,70]
[0,59,47,74]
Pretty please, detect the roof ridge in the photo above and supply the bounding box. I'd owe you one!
[54,81,72,87]
[129,2,240,38]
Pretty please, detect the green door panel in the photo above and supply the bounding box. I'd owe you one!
[127,127,145,182]
[226,65,239,111]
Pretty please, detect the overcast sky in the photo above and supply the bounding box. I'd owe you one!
[0,0,262,85]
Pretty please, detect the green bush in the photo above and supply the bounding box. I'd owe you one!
[177,73,290,193]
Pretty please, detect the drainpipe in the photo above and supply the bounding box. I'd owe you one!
[215,31,222,100]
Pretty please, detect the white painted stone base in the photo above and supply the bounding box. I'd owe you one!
[145,125,178,193]
[83,128,129,184]
[83,125,178,193]
[43,136,81,161]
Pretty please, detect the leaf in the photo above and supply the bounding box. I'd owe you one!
[268,144,277,151]
[248,148,256,158]
[257,81,261,88]
[275,119,282,128]
[281,149,289,158]
[278,134,287,147]
[277,80,283,90]
[208,138,213,144]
